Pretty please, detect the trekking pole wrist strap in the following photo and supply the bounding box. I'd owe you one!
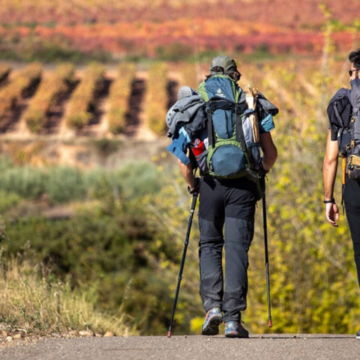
[323,198,335,204]
[187,177,200,195]
[187,186,197,195]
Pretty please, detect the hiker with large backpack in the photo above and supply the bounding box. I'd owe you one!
[168,55,278,337]
[323,49,360,340]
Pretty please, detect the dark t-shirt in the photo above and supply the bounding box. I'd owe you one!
[327,88,352,141]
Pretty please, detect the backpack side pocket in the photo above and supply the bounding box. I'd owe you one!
[347,154,360,181]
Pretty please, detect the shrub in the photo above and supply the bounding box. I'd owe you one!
[0,165,48,199]
[180,62,198,90]
[45,166,87,204]
[108,63,136,134]
[0,63,42,123]
[25,63,75,133]
[0,191,22,213]
[1,195,181,335]
[0,157,163,204]
[0,64,11,84]
[66,62,105,130]
[145,62,168,135]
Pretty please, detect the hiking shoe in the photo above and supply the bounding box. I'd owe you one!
[224,321,249,338]
[356,329,360,340]
[201,307,222,335]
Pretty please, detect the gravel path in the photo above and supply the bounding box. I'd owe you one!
[0,334,359,360]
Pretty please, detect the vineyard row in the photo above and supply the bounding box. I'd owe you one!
[0,62,199,138]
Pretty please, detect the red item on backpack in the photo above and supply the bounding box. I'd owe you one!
[192,139,206,157]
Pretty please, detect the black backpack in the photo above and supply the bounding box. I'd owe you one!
[327,81,360,181]
[327,88,352,158]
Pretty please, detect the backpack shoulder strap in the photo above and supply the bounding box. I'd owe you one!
[333,101,345,128]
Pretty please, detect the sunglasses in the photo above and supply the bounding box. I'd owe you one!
[349,69,359,76]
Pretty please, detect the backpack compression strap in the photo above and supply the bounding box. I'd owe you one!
[206,105,215,146]
[235,104,247,153]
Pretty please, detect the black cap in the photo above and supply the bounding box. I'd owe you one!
[210,55,238,75]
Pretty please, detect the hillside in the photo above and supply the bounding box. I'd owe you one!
[0,0,359,62]
[0,56,348,142]
[1,50,360,338]
[0,0,358,27]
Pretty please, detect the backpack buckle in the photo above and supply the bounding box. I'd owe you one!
[351,139,355,148]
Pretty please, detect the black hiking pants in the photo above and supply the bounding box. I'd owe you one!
[344,177,360,286]
[198,176,258,323]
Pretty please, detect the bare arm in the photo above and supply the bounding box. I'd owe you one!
[178,150,196,191]
[323,130,339,226]
[259,132,277,171]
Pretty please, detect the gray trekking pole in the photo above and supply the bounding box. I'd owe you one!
[167,192,198,338]
[261,175,272,328]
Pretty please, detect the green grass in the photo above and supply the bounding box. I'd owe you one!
[0,255,137,336]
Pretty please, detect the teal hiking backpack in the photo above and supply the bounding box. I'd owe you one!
[198,75,261,179]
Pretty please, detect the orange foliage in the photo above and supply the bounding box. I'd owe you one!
[17,27,31,36]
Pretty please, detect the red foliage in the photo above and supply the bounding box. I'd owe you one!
[0,0,358,29]
[0,13,358,58]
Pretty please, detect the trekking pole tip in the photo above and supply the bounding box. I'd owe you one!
[268,320,272,328]
[167,330,172,338]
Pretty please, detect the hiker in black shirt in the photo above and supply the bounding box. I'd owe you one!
[323,48,360,340]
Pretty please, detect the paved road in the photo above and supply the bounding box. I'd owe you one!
[1,334,359,360]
